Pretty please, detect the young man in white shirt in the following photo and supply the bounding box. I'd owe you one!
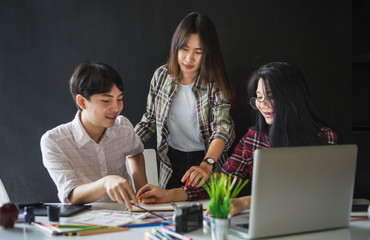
[41,61,147,209]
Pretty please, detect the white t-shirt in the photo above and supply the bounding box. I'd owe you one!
[167,82,205,152]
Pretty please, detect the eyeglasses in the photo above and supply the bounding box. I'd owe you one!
[249,97,272,110]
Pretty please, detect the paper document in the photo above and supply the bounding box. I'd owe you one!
[66,210,150,227]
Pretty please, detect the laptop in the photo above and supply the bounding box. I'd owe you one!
[229,144,358,239]
[0,179,11,204]
[0,179,90,217]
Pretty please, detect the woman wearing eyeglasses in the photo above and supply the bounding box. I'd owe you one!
[226,61,338,215]
[136,62,337,213]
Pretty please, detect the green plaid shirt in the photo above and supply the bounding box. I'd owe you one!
[135,66,235,188]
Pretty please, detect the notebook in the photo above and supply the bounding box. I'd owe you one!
[131,199,210,211]
[229,144,358,239]
[0,179,90,217]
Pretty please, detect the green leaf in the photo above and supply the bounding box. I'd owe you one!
[203,173,249,218]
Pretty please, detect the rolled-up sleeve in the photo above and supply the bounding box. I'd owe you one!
[40,133,82,203]
[134,72,158,142]
[125,119,144,157]
[210,87,235,150]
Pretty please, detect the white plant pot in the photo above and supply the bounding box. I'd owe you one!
[210,217,230,240]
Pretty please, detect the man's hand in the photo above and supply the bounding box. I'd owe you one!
[103,175,137,210]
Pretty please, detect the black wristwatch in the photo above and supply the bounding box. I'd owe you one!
[202,157,216,167]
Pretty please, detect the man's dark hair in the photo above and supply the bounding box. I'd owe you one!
[69,61,124,110]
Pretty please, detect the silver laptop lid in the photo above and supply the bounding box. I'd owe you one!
[0,179,11,204]
[247,144,357,239]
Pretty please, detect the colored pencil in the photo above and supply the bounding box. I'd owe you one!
[134,204,168,221]
[184,177,189,190]
[62,226,129,236]
[52,224,102,229]
[33,222,62,235]
[77,227,129,236]
[122,221,169,228]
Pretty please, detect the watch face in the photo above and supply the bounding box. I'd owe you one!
[206,158,215,164]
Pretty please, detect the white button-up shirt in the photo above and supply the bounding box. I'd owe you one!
[41,111,144,203]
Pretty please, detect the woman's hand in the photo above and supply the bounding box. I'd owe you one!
[229,196,251,216]
[136,184,189,204]
[182,138,226,188]
[181,162,213,188]
[136,184,171,204]
[204,196,251,217]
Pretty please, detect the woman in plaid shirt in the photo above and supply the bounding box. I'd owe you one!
[137,62,337,211]
[135,12,235,189]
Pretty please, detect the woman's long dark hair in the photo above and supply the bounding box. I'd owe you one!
[247,62,326,147]
[166,11,234,105]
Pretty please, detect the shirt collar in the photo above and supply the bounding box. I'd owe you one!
[71,111,91,148]
[71,111,119,148]
[192,74,209,92]
[193,74,202,88]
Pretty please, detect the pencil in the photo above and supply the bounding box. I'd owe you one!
[122,221,169,228]
[137,195,142,200]
[63,226,129,236]
[33,222,62,235]
[134,204,168,221]
[52,224,102,229]
[184,177,189,190]
[38,222,63,233]
[77,227,129,236]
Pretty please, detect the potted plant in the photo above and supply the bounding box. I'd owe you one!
[203,173,249,240]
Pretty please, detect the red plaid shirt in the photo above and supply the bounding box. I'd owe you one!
[186,127,338,200]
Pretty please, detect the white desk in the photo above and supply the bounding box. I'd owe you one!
[1,203,370,240]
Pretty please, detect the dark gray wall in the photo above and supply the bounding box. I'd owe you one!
[352,0,370,200]
[0,0,353,203]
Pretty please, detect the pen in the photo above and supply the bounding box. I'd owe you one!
[160,226,193,240]
[125,198,141,211]
[152,228,168,240]
[171,202,177,209]
[184,177,189,190]
[155,227,174,240]
[144,231,161,240]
